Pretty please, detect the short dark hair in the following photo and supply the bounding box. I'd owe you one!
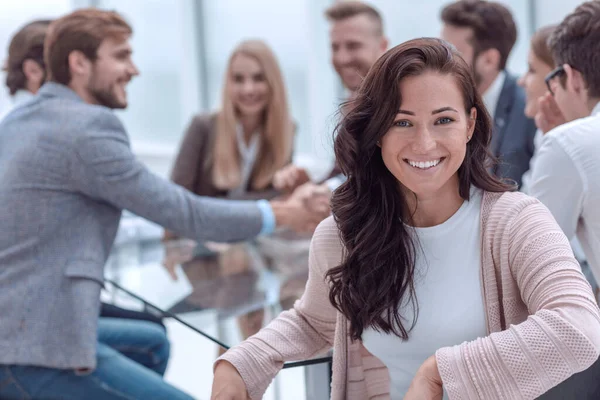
[441,0,517,70]
[549,0,600,98]
[45,8,132,85]
[3,19,52,95]
[325,1,384,36]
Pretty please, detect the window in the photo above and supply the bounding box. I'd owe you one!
[95,0,202,164]
[202,0,338,162]
[0,0,72,112]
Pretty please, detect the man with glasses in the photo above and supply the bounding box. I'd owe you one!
[530,1,600,295]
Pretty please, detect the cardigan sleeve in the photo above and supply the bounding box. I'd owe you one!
[214,216,341,399]
[436,196,600,399]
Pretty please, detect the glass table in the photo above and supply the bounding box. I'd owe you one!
[103,221,331,399]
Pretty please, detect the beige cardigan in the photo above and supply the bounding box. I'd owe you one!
[218,191,600,399]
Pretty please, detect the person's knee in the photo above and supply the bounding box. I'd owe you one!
[122,320,172,376]
[142,322,171,374]
[153,329,171,369]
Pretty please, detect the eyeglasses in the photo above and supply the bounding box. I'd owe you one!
[544,65,565,96]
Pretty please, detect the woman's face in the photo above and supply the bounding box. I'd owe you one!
[380,71,476,199]
[229,54,270,117]
[517,49,554,118]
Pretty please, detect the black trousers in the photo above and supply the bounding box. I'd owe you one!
[100,302,165,330]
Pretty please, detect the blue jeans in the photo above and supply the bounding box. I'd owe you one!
[0,318,194,399]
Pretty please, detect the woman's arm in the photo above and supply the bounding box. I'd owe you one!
[436,197,600,399]
[213,217,341,399]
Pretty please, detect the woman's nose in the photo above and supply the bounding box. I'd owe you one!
[412,127,437,153]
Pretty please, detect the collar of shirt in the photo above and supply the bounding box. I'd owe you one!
[592,101,600,117]
[482,71,506,121]
[235,123,260,160]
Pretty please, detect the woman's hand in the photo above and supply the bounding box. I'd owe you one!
[404,355,443,400]
[273,164,310,192]
[211,361,249,400]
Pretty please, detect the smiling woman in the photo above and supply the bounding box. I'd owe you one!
[164,40,295,241]
[211,38,600,400]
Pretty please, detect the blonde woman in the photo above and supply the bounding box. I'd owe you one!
[162,40,298,357]
[166,40,295,230]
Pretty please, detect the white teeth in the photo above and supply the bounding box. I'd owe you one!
[408,159,441,169]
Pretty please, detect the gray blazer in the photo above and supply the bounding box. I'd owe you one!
[490,73,537,188]
[0,83,264,370]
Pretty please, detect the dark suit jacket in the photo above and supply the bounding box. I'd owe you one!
[490,72,537,188]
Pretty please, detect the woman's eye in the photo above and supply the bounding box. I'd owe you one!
[436,117,454,125]
[394,120,411,127]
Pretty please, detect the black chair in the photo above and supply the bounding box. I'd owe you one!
[538,356,600,399]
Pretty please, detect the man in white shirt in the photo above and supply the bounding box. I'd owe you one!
[530,1,600,285]
[0,20,51,121]
[440,0,537,188]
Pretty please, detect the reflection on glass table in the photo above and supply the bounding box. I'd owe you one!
[104,228,332,372]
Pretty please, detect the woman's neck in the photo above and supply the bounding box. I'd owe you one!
[405,178,465,228]
[238,113,262,144]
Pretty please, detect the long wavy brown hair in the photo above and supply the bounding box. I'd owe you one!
[327,38,514,341]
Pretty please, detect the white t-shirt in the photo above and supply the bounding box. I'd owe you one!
[362,188,487,399]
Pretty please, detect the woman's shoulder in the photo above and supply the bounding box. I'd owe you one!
[313,216,340,240]
[189,111,218,132]
[483,190,540,215]
[310,216,345,271]
[482,190,557,237]
[181,112,219,149]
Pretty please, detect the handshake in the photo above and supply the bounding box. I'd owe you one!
[270,164,333,233]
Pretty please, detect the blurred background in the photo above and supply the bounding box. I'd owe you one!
[0,0,585,179]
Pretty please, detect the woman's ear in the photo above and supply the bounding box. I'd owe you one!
[467,107,477,141]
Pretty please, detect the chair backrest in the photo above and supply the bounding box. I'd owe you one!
[538,357,600,399]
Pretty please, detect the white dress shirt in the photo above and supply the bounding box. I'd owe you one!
[520,129,544,194]
[482,71,506,120]
[529,102,600,282]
